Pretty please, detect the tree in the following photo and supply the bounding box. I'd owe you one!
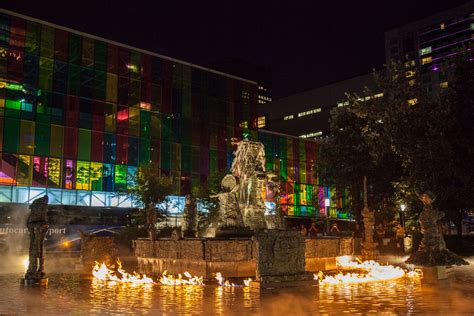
[124,162,174,240]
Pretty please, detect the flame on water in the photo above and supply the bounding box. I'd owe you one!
[92,260,154,286]
[215,272,252,288]
[159,271,205,286]
[315,256,420,286]
[22,258,29,272]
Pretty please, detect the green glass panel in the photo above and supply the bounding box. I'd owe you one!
[68,34,82,65]
[130,51,141,79]
[39,57,53,91]
[128,107,140,136]
[5,99,21,110]
[94,41,107,72]
[140,110,151,138]
[160,141,170,171]
[114,164,127,191]
[150,112,160,139]
[76,160,90,190]
[34,123,50,156]
[25,21,41,55]
[93,70,106,101]
[49,125,64,158]
[40,25,54,58]
[181,145,191,173]
[77,129,91,161]
[90,162,103,191]
[139,138,150,164]
[19,120,35,155]
[68,64,80,95]
[3,117,20,153]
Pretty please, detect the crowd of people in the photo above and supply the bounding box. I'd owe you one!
[297,220,407,253]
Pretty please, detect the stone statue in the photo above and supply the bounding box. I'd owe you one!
[24,195,49,282]
[231,140,267,229]
[266,171,286,229]
[406,192,468,266]
[360,177,378,258]
[213,175,245,229]
[145,203,157,241]
[182,194,198,237]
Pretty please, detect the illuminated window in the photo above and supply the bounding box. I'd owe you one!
[299,131,322,138]
[140,102,151,110]
[374,93,384,98]
[420,47,432,56]
[337,102,344,107]
[239,121,248,128]
[404,60,415,68]
[407,98,418,106]
[440,23,445,30]
[283,115,294,120]
[440,81,448,88]
[471,23,474,31]
[297,108,321,117]
[257,116,266,128]
[421,56,432,65]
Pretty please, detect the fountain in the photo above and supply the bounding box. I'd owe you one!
[134,139,354,287]
[406,191,468,281]
[21,195,49,286]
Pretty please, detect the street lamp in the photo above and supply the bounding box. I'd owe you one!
[400,204,406,229]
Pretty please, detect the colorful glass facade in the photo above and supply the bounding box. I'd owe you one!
[0,10,342,217]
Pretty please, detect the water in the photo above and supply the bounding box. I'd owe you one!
[1,263,474,315]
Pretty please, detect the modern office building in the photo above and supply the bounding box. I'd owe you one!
[261,1,473,141]
[0,9,346,218]
[385,1,474,92]
[259,72,380,139]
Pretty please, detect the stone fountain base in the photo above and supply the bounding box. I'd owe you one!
[134,234,354,281]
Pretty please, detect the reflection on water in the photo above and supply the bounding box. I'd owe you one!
[0,263,473,315]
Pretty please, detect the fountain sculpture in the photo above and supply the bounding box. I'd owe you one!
[406,192,468,267]
[22,195,49,285]
[361,176,378,259]
[182,194,198,237]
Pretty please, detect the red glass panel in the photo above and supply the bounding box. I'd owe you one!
[66,96,80,127]
[116,134,128,165]
[54,29,69,61]
[63,127,78,159]
[116,106,129,135]
[91,131,104,162]
[92,101,105,131]
[107,44,118,73]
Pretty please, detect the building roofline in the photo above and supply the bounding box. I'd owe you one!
[271,70,380,104]
[0,8,258,85]
[384,1,474,35]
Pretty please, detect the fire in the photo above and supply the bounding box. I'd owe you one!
[316,256,420,286]
[22,258,29,271]
[215,272,252,287]
[92,260,154,286]
[159,271,205,286]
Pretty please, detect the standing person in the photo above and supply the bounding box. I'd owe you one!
[330,223,340,236]
[300,224,308,237]
[395,224,405,252]
[308,222,318,237]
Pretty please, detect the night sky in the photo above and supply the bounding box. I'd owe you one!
[2,0,470,98]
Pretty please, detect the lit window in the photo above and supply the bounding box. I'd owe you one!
[471,23,474,31]
[283,115,294,120]
[297,107,321,117]
[440,81,448,88]
[421,56,432,65]
[407,98,418,106]
[440,23,445,30]
[420,47,432,56]
[239,121,248,128]
[299,131,322,138]
[257,116,266,128]
[374,93,384,98]
[337,102,344,107]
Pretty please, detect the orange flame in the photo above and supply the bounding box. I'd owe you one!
[316,256,420,286]
[215,272,252,287]
[159,271,205,286]
[92,260,154,286]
